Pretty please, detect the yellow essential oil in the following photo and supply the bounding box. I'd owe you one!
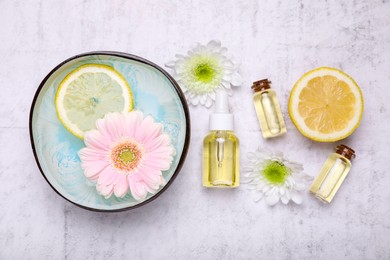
[202,90,239,188]
[309,145,355,203]
[252,79,286,138]
[203,131,239,187]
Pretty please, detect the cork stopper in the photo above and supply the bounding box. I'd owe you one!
[335,144,356,160]
[252,79,271,92]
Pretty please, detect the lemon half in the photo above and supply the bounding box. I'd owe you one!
[288,67,363,142]
[55,64,134,139]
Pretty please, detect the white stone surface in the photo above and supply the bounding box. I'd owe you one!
[1,0,390,259]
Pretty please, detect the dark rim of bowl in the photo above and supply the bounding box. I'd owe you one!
[29,51,191,212]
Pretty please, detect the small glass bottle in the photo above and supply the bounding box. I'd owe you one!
[309,145,356,203]
[203,90,239,188]
[251,79,287,138]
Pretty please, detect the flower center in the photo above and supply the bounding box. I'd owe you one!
[262,161,290,185]
[194,63,216,83]
[111,140,144,173]
[118,149,135,163]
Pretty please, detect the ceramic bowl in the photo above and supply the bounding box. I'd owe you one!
[29,51,190,212]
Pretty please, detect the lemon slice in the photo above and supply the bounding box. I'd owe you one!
[288,67,363,142]
[55,64,134,139]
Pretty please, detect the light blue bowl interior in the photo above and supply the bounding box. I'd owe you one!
[31,54,187,211]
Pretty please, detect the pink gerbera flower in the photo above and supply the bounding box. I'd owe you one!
[78,111,175,201]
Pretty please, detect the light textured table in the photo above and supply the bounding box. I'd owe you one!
[1,0,389,259]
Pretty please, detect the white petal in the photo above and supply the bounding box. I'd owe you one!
[274,151,284,160]
[221,80,231,90]
[222,73,231,81]
[294,182,306,191]
[262,185,270,194]
[291,191,303,205]
[190,96,199,106]
[266,186,276,195]
[207,40,222,51]
[199,94,207,105]
[175,54,186,59]
[209,91,216,100]
[230,72,242,86]
[265,194,280,206]
[257,182,266,190]
[254,192,264,202]
[191,43,201,53]
[222,59,235,69]
[281,195,289,204]
[205,96,214,108]
[303,175,314,182]
[219,47,228,54]
[165,60,175,68]
[199,45,207,53]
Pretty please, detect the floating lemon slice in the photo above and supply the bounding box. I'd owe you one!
[288,67,363,142]
[55,64,134,139]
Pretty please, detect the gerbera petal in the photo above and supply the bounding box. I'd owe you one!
[160,175,167,186]
[146,152,173,171]
[145,134,171,152]
[95,116,110,138]
[135,115,162,143]
[149,145,175,158]
[97,182,114,199]
[81,160,108,180]
[114,174,129,198]
[128,175,147,201]
[139,166,163,190]
[78,147,108,162]
[97,166,118,186]
[123,110,143,138]
[83,130,110,151]
[141,124,163,144]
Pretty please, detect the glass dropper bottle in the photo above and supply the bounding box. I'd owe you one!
[202,90,239,188]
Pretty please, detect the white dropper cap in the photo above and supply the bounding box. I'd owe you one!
[210,89,234,131]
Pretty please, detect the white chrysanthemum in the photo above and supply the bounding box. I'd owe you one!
[165,40,242,107]
[243,150,313,206]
